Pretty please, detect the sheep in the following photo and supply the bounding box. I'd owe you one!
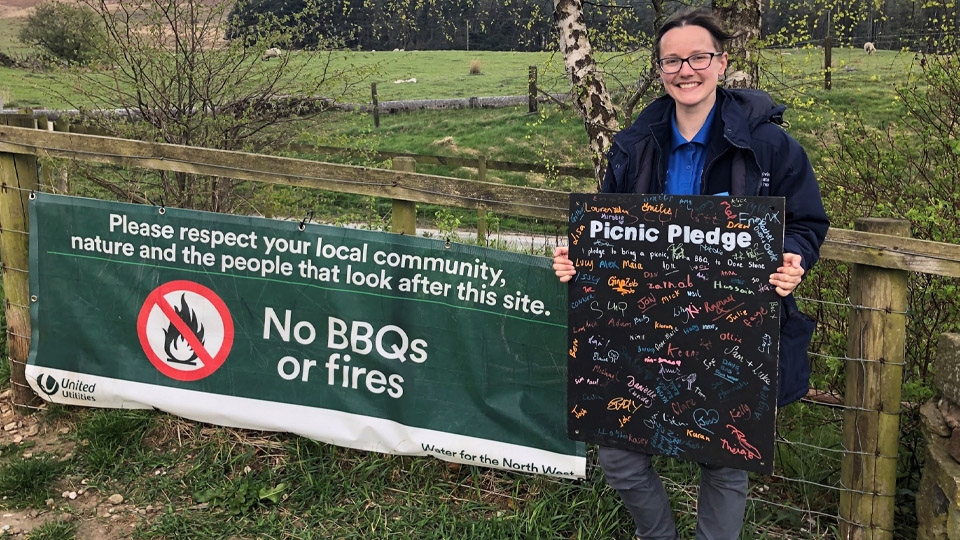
[262,47,283,61]
[722,70,751,86]
[864,42,876,55]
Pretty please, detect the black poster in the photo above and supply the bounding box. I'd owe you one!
[566,194,785,474]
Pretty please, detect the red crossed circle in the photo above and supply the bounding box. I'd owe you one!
[137,280,234,381]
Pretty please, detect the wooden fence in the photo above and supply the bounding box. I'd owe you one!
[2,119,960,539]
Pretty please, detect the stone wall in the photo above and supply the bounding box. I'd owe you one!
[918,333,960,539]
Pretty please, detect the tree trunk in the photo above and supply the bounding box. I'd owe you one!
[714,0,762,89]
[621,0,666,127]
[552,0,620,190]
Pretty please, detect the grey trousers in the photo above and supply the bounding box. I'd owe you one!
[598,446,748,540]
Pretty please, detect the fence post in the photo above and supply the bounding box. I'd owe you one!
[824,9,833,90]
[391,157,417,235]
[839,218,909,540]
[0,117,43,416]
[50,117,72,193]
[528,66,538,114]
[372,83,380,129]
[53,117,70,133]
[476,155,487,244]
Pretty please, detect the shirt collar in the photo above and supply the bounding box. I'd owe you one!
[670,103,718,150]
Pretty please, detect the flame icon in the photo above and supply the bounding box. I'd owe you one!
[163,294,205,365]
[140,281,234,382]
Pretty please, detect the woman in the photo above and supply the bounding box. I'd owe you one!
[553,8,829,540]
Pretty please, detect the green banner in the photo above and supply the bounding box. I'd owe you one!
[26,193,584,478]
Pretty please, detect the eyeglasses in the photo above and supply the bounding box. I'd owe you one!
[656,52,723,74]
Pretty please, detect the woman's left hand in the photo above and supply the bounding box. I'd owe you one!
[770,253,805,297]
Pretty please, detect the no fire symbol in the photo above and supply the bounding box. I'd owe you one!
[137,280,234,381]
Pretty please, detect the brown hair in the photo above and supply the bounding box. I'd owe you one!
[652,8,734,62]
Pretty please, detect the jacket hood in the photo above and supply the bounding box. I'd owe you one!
[727,88,786,130]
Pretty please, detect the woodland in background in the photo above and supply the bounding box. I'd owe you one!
[226,0,959,53]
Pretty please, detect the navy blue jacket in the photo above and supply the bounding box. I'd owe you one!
[601,88,830,406]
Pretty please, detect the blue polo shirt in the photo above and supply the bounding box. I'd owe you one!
[665,105,717,196]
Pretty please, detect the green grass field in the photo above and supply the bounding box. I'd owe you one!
[271,46,916,201]
[0,17,26,53]
[0,40,917,115]
[0,48,577,110]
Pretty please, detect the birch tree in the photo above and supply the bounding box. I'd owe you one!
[715,0,762,88]
[552,0,620,189]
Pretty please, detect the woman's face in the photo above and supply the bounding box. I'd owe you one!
[657,24,728,113]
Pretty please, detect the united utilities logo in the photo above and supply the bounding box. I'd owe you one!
[37,374,97,402]
[37,374,59,395]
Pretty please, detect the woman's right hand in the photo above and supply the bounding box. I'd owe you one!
[553,246,576,283]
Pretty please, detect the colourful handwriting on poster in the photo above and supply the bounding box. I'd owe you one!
[566,194,785,474]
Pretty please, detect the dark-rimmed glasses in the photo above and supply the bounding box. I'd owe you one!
[656,52,723,74]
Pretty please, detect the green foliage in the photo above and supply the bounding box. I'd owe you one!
[816,50,960,373]
[0,360,8,389]
[0,407,852,539]
[763,0,958,53]
[0,454,66,508]
[73,409,154,475]
[0,35,957,540]
[55,0,378,214]
[807,41,960,539]
[25,520,78,540]
[432,208,462,242]
[228,0,559,52]
[17,2,105,66]
[478,211,501,247]
[226,0,319,48]
[193,476,287,515]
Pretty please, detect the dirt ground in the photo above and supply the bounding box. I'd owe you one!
[0,389,145,540]
[0,0,220,19]
[0,0,42,19]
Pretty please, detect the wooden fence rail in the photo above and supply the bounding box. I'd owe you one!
[0,124,569,221]
[2,123,960,539]
[2,125,959,277]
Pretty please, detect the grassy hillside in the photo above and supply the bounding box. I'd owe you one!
[0,44,915,112]
[0,17,26,53]
[0,49,584,110]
